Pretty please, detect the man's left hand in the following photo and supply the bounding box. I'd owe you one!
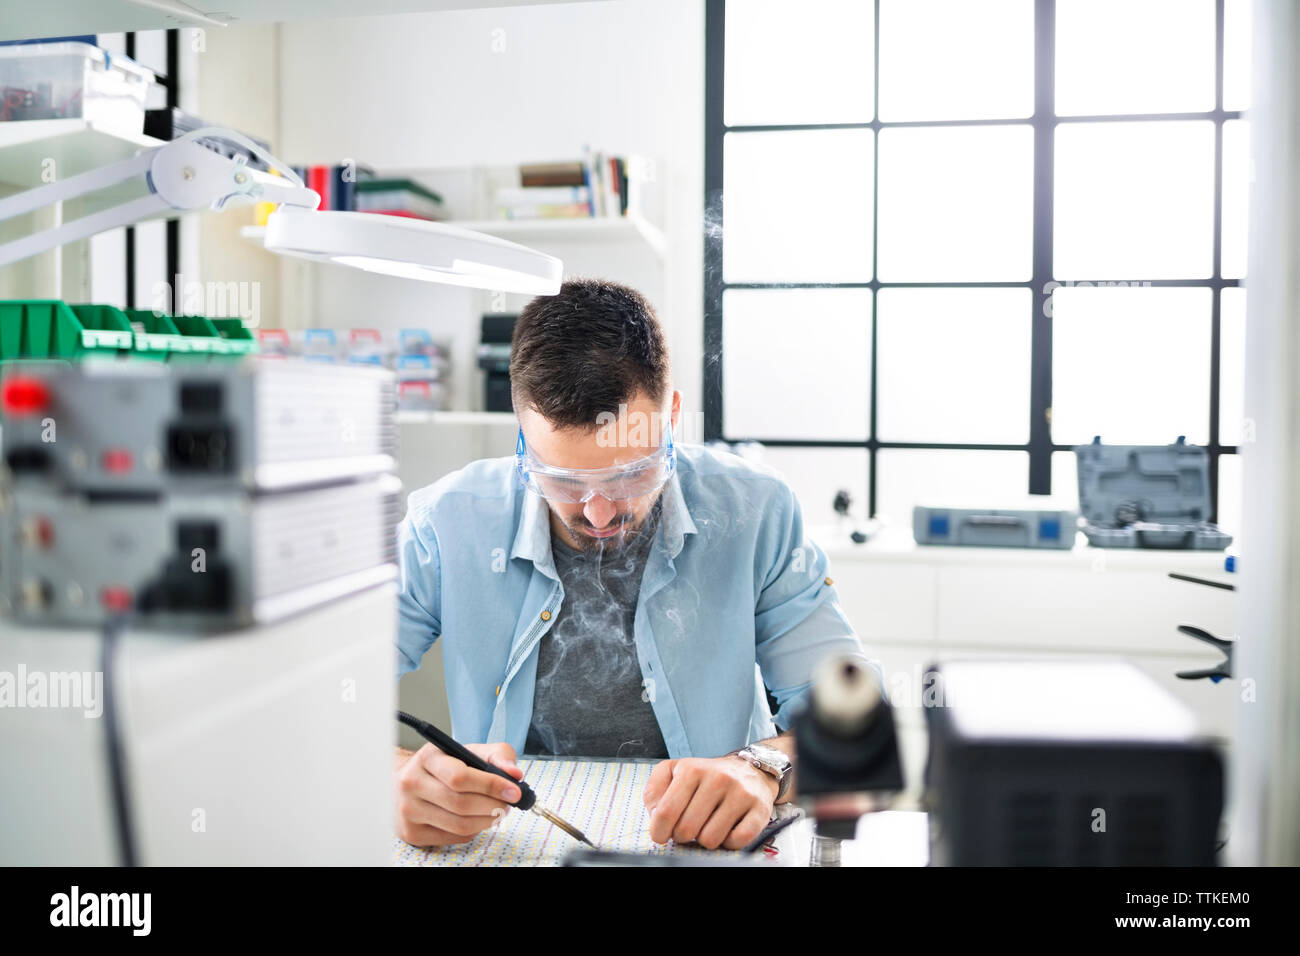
[642,756,777,850]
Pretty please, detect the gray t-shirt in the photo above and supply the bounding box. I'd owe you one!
[524,498,669,759]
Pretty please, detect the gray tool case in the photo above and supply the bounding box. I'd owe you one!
[913,507,1079,549]
[1074,437,1232,550]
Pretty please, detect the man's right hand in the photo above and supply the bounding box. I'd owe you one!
[395,742,525,847]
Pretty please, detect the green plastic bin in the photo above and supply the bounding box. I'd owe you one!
[0,300,133,362]
[209,317,258,356]
[170,314,224,357]
[2,300,260,363]
[122,309,186,361]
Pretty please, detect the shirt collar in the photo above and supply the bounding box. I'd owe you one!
[658,468,698,557]
[509,467,698,573]
[510,482,556,576]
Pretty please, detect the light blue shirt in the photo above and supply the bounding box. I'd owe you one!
[395,443,869,758]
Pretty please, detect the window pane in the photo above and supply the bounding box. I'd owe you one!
[1050,450,1082,512]
[1216,453,1243,545]
[877,125,1033,281]
[132,219,167,311]
[132,30,170,77]
[1221,119,1250,280]
[1054,121,1215,279]
[758,446,870,527]
[89,229,127,306]
[876,450,1029,523]
[1051,286,1211,444]
[1223,0,1253,112]
[1220,288,1247,446]
[724,0,874,125]
[876,288,1031,443]
[878,0,1033,121]
[1056,0,1215,115]
[723,130,874,283]
[722,288,871,440]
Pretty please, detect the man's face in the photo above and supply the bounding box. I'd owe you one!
[518,390,680,552]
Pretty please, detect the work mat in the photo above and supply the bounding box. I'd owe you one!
[392,757,750,866]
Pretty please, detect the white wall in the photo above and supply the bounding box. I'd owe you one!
[198,0,705,422]
[193,23,284,327]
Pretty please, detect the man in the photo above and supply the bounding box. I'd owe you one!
[393,277,868,851]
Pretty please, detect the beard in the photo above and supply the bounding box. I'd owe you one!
[552,495,661,553]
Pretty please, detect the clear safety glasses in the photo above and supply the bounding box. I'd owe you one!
[515,424,676,503]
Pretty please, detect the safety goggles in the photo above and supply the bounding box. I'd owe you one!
[515,423,676,503]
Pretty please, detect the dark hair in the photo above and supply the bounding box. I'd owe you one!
[510,277,670,428]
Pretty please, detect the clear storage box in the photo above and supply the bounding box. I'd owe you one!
[0,41,155,134]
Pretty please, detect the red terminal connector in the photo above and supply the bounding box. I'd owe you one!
[101,449,134,474]
[1,376,50,417]
[100,587,133,614]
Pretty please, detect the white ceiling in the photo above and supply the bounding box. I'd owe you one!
[0,0,603,42]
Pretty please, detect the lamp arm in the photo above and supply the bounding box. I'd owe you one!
[0,150,155,224]
[0,194,171,268]
[0,126,319,269]
[172,126,304,187]
[148,128,318,212]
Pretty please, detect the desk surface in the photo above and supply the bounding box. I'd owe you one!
[392,757,800,866]
[391,756,927,867]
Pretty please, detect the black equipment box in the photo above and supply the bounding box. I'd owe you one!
[924,660,1223,866]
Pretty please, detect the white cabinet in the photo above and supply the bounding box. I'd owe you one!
[0,586,397,865]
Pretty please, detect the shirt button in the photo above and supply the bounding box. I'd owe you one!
[824,576,834,586]
[540,610,551,621]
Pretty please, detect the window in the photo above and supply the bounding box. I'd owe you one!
[704,0,1248,526]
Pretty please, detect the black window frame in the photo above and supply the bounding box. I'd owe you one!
[703,0,1242,521]
[123,28,181,313]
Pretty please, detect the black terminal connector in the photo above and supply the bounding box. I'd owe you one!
[4,446,51,473]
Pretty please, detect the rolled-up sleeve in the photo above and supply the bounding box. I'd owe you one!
[396,503,442,679]
[753,480,869,731]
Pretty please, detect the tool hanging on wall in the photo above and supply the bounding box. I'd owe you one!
[1168,569,1236,682]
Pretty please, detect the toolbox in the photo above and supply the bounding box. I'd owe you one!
[913,506,1080,549]
[1074,437,1232,550]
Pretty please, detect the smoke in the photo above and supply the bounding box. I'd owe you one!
[703,189,726,379]
[703,188,725,251]
[527,498,664,757]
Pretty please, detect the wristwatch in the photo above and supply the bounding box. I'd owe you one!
[728,743,793,802]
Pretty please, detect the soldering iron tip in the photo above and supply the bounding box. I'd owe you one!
[534,804,596,848]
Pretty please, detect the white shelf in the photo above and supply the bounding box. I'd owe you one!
[0,119,162,188]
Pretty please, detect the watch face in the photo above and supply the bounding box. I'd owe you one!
[748,744,791,774]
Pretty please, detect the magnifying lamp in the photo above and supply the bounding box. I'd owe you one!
[0,126,563,296]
